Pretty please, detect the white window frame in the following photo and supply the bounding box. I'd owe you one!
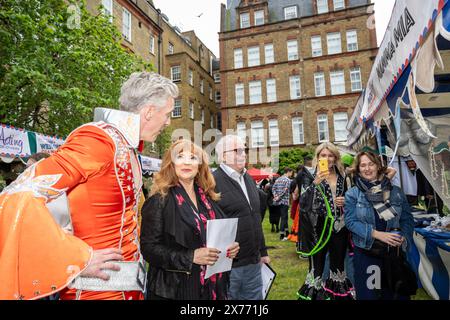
[289,75,301,99]
[215,90,221,103]
[168,42,174,54]
[200,79,204,94]
[350,67,362,92]
[311,35,322,57]
[209,85,213,100]
[317,114,329,142]
[188,69,193,86]
[314,72,326,97]
[346,29,358,52]
[171,65,181,82]
[317,0,329,14]
[330,70,345,95]
[287,40,299,61]
[214,73,221,83]
[149,34,155,54]
[268,119,279,147]
[240,12,250,28]
[251,121,265,148]
[210,113,214,128]
[292,117,304,145]
[172,99,182,118]
[201,108,205,125]
[266,78,277,103]
[327,32,342,55]
[189,102,194,119]
[234,48,243,69]
[284,6,298,20]
[248,46,260,67]
[249,80,262,105]
[333,0,345,11]
[264,43,274,64]
[237,122,247,141]
[254,10,265,26]
[101,0,113,22]
[235,83,245,106]
[333,112,348,142]
[122,8,131,41]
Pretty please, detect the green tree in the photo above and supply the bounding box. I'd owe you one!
[0,0,151,136]
[153,126,173,158]
[275,147,314,174]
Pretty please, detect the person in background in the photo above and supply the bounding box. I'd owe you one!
[266,175,280,233]
[272,167,294,241]
[213,134,270,300]
[344,151,414,300]
[297,143,354,300]
[140,139,239,300]
[25,152,51,167]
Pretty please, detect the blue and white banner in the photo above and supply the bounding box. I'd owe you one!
[0,124,31,157]
[35,133,65,154]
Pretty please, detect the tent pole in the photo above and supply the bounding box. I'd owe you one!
[398,156,404,190]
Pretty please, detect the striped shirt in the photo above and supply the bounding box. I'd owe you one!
[272,175,291,206]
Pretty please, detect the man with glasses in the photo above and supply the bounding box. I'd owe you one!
[213,135,270,300]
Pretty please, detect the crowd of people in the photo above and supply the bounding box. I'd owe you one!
[0,71,419,301]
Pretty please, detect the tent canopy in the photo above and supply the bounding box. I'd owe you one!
[247,168,279,182]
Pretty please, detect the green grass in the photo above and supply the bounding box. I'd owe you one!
[261,212,432,300]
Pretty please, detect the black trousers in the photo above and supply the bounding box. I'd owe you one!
[309,228,349,278]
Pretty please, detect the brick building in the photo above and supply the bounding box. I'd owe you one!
[86,0,218,147]
[219,0,378,153]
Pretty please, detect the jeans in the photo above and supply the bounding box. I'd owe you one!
[278,204,289,235]
[228,263,263,300]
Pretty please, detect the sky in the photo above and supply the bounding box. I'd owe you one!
[152,0,395,58]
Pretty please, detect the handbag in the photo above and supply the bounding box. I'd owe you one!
[383,249,418,297]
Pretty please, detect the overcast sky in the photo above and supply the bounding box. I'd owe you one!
[152,0,395,57]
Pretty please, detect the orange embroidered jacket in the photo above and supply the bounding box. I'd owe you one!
[0,122,143,300]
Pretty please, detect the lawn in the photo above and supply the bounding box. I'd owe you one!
[261,212,432,300]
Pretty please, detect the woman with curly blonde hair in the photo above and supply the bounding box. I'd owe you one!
[140,139,239,300]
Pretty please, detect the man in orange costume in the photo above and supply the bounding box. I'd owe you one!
[0,72,178,300]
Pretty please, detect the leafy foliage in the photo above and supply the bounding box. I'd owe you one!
[275,147,314,174]
[0,0,151,136]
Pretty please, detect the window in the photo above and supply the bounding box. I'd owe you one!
[264,43,274,64]
[350,67,362,92]
[314,72,326,97]
[317,114,329,142]
[287,40,298,60]
[201,108,205,125]
[172,99,181,118]
[234,48,243,69]
[333,0,345,10]
[171,66,181,82]
[269,119,279,147]
[189,102,194,119]
[284,6,298,20]
[168,42,174,54]
[248,46,260,67]
[236,122,247,141]
[215,90,221,103]
[149,34,155,54]
[200,79,204,94]
[249,81,262,104]
[240,12,250,28]
[334,112,348,142]
[214,73,221,83]
[330,70,345,95]
[317,0,329,14]
[210,113,214,128]
[292,117,304,144]
[235,83,245,105]
[327,32,342,55]
[346,30,358,52]
[209,85,213,100]
[289,75,301,99]
[122,9,131,41]
[254,10,265,26]
[266,79,277,103]
[251,121,265,148]
[311,36,322,57]
[101,0,113,22]
[188,69,193,86]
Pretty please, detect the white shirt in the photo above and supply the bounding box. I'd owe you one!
[220,163,250,204]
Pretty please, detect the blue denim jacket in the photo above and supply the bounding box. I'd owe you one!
[344,185,414,251]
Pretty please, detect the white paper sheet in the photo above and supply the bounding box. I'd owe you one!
[261,263,276,300]
[204,218,238,279]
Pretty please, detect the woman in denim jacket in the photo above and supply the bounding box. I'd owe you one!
[344,151,414,300]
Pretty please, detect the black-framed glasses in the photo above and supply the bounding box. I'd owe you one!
[224,148,246,155]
